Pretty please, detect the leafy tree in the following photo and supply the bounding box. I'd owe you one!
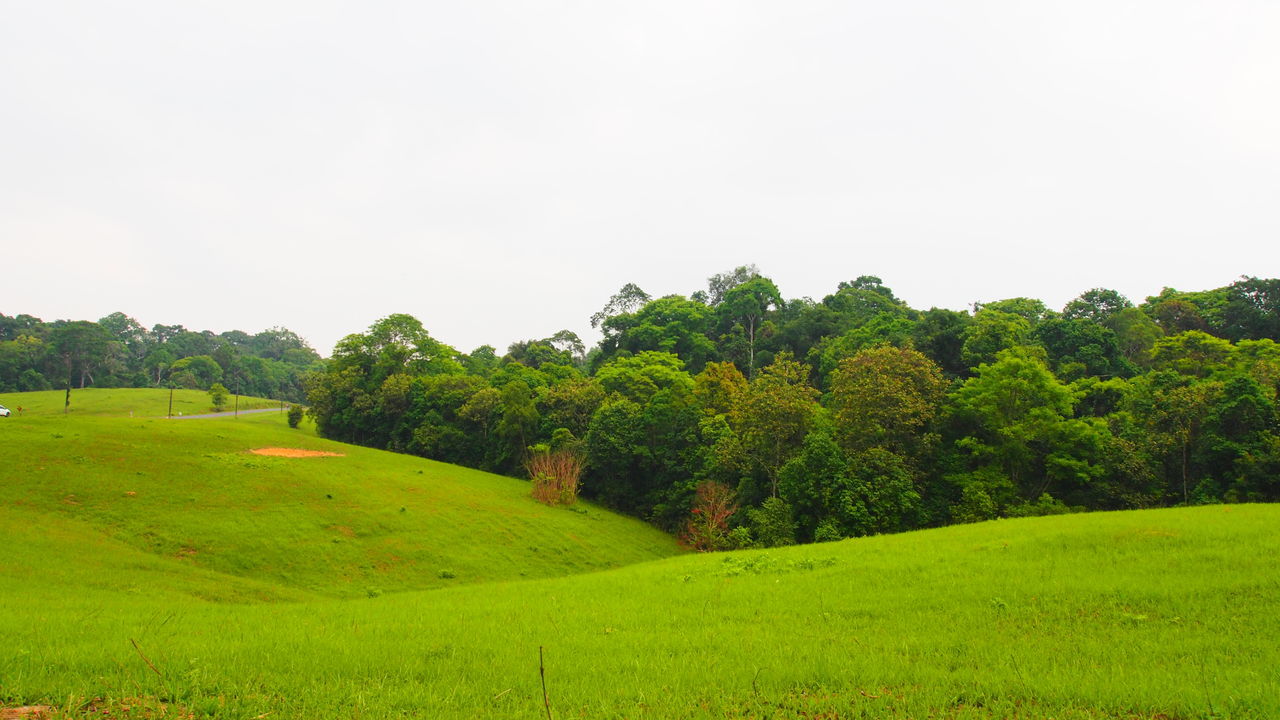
[209,382,230,411]
[829,346,946,459]
[975,297,1050,325]
[590,282,651,328]
[748,496,797,547]
[1062,288,1132,323]
[538,378,605,438]
[779,431,852,541]
[98,312,150,361]
[911,308,972,377]
[960,310,1031,369]
[701,264,761,306]
[595,351,694,403]
[714,276,782,378]
[1222,276,1280,341]
[48,321,110,411]
[1106,307,1163,366]
[598,296,717,373]
[169,355,224,389]
[736,352,819,497]
[1150,331,1234,378]
[843,448,922,535]
[496,381,539,470]
[1124,371,1218,504]
[811,313,918,383]
[949,348,1088,502]
[693,361,747,418]
[1032,317,1132,380]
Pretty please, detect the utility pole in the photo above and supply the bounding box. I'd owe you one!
[168,385,174,419]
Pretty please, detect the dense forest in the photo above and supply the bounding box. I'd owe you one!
[8,270,1277,549]
[0,313,321,403]
[305,269,1280,548]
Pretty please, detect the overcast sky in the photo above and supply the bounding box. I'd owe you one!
[3,2,1277,356]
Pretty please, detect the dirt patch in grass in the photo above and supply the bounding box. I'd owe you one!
[250,447,345,458]
[2,707,51,719]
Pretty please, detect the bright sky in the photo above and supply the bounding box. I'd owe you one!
[3,2,1277,356]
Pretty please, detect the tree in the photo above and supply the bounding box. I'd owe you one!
[538,378,605,438]
[1032,317,1132,380]
[209,382,230,411]
[843,448,922,535]
[950,348,1086,502]
[911,308,972,377]
[48,321,110,412]
[975,297,1050,325]
[714,276,782,378]
[590,283,651,328]
[702,264,761,306]
[1106,307,1163,366]
[496,381,539,470]
[960,310,1031,369]
[598,295,717,373]
[736,352,819,497]
[1062,288,1132,323]
[1125,371,1218,504]
[1222,276,1280,342]
[829,346,946,458]
[779,431,852,541]
[1150,331,1234,378]
[748,496,797,547]
[169,355,224,389]
[693,361,747,418]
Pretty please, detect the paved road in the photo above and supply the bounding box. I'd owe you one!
[168,407,286,420]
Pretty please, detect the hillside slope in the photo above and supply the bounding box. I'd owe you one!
[2,501,1277,718]
[0,389,681,598]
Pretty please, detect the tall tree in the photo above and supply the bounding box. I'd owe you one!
[829,346,946,459]
[715,276,783,378]
[735,352,819,497]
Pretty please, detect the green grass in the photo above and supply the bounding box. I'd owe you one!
[1,387,282,418]
[2,390,1278,718]
[0,389,679,597]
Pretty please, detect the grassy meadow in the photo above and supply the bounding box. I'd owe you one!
[1,390,1278,718]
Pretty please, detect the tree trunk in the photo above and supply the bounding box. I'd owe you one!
[1181,439,1189,504]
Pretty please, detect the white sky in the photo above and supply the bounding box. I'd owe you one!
[3,2,1278,356]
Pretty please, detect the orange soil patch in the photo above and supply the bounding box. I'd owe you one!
[250,447,345,458]
[1,708,51,720]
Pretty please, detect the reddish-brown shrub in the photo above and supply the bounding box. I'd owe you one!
[681,481,739,551]
[525,449,584,506]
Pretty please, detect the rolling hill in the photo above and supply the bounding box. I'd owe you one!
[0,389,681,599]
[1,390,1277,718]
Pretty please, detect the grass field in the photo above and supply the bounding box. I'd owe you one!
[2,390,1277,719]
[0,389,680,597]
[2,388,283,418]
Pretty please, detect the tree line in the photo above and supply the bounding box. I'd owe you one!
[305,269,1280,547]
[0,312,321,403]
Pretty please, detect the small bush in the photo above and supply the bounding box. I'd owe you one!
[525,449,583,506]
[681,481,739,552]
[1007,493,1071,518]
[953,484,997,524]
[748,497,797,548]
[208,383,229,411]
[287,405,304,428]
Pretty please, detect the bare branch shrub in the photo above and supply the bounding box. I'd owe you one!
[525,449,583,506]
[681,480,740,551]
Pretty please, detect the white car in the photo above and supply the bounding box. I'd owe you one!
[0,405,9,417]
